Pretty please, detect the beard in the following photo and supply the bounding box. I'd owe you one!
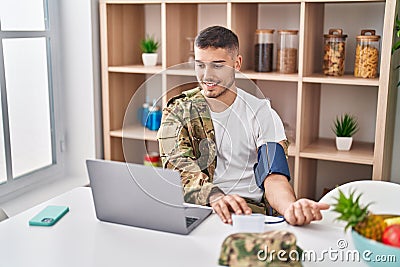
[200,77,235,99]
[202,85,228,98]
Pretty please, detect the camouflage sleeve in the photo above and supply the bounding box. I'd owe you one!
[157,100,222,206]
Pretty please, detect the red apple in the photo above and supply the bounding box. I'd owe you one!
[382,225,400,248]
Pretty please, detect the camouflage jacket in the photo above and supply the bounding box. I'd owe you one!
[157,87,222,205]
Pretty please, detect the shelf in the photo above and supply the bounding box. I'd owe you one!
[166,65,196,76]
[108,65,163,74]
[118,63,300,82]
[231,0,304,2]
[303,74,379,86]
[238,70,299,82]
[110,125,158,141]
[104,1,162,3]
[111,125,297,157]
[165,0,228,3]
[165,67,300,82]
[305,0,384,2]
[300,138,374,165]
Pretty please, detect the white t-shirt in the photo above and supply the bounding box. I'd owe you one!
[210,88,286,203]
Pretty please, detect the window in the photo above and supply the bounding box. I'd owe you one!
[0,0,63,194]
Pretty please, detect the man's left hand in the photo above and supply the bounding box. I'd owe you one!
[283,199,329,226]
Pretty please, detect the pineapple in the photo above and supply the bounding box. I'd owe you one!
[333,189,387,241]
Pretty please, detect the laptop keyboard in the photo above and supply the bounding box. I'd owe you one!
[185,216,198,228]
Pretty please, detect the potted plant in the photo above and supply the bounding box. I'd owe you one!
[140,35,159,67]
[332,113,359,151]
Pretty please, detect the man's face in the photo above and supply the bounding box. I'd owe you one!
[194,47,242,98]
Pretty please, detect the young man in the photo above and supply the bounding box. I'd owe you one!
[157,26,328,225]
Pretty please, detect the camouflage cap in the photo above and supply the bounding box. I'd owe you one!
[219,230,303,267]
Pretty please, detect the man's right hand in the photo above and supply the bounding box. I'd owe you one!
[209,193,252,224]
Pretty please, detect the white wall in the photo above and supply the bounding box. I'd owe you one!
[59,0,99,179]
[198,4,227,30]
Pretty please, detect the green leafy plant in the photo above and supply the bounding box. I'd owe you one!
[392,15,400,87]
[140,35,159,53]
[332,113,359,137]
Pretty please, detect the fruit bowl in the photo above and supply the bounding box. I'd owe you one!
[351,229,400,267]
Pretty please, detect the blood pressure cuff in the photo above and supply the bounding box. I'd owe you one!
[253,142,291,190]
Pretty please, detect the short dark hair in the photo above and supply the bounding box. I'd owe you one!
[195,26,239,55]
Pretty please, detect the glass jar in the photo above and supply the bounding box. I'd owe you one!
[254,29,274,72]
[277,30,298,73]
[186,37,195,63]
[139,102,149,127]
[354,29,380,78]
[323,28,348,76]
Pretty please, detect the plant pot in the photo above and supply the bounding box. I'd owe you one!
[336,136,353,151]
[142,53,158,66]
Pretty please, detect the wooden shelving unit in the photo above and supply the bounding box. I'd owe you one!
[238,71,300,82]
[299,138,374,165]
[109,125,158,141]
[99,0,399,199]
[303,74,380,86]
[108,65,163,74]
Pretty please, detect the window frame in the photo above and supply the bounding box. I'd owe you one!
[0,0,65,196]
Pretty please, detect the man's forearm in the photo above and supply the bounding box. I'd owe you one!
[263,174,296,215]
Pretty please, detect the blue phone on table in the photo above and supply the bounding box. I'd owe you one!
[29,205,69,226]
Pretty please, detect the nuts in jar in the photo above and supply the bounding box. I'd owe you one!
[323,29,348,76]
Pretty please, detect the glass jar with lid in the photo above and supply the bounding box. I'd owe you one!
[254,29,274,72]
[323,28,348,76]
[354,29,380,78]
[277,30,298,73]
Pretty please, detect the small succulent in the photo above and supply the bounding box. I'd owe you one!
[140,35,159,53]
[332,113,359,137]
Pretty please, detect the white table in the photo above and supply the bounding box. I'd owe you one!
[0,187,369,267]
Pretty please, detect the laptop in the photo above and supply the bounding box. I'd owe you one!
[86,159,212,235]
